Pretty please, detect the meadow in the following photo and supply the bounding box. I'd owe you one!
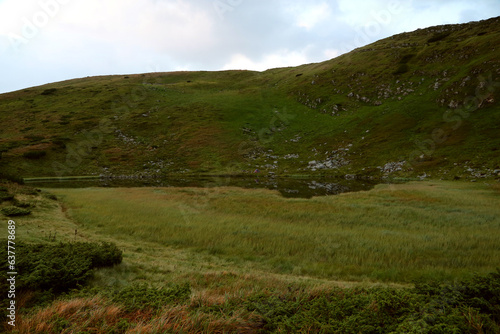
[2,180,500,333]
[44,181,500,283]
[1,18,499,181]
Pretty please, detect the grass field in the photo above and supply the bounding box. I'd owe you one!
[17,180,499,284]
[2,180,500,332]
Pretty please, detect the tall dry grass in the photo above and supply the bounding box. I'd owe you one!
[48,181,500,282]
[13,296,262,334]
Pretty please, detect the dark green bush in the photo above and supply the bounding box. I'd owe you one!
[399,54,415,64]
[51,137,69,149]
[229,270,500,333]
[41,88,57,96]
[13,200,33,208]
[110,283,191,311]
[0,241,122,293]
[109,319,131,334]
[1,206,31,216]
[19,187,41,195]
[393,64,409,75]
[0,191,14,202]
[0,174,25,184]
[241,288,426,333]
[25,134,45,142]
[0,241,123,322]
[428,32,450,43]
[22,150,47,159]
[43,193,58,201]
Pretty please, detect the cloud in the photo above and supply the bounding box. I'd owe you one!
[291,2,332,30]
[57,0,216,57]
[323,48,340,60]
[222,49,310,71]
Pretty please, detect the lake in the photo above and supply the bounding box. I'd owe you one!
[26,175,381,198]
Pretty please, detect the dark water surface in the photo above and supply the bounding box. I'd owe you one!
[27,176,382,199]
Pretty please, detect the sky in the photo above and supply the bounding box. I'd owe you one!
[0,0,499,94]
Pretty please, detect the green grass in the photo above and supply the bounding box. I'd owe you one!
[1,18,499,179]
[2,180,500,333]
[39,181,500,283]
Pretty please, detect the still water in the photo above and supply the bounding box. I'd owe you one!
[26,176,381,199]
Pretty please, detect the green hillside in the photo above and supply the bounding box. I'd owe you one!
[1,17,499,180]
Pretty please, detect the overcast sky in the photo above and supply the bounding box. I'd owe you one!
[0,0,498,94]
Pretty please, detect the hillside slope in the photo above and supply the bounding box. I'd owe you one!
[1,17,499,179]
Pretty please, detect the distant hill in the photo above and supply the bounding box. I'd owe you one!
[1,16,499,180]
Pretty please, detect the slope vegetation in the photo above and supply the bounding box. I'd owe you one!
[1,17,499,179]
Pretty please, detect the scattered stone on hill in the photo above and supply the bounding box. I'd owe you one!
[115,130,139,146]
[242,127,254,135]
[141,107,159,118]
[378,161,408,176]
[307,146,351,171]
[142,159,172,171]
[464,165,499,179]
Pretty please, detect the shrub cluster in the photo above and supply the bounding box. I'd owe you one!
[393,64,409,75]
[234,270,500,333]
[399,54,415,64]
[0,241,122,295]
[0,188,14,202]
[1,206,31,216]
[41,88,57,96]
[109,282,191,312]
[427,32,450,43]
[22,150,47,159]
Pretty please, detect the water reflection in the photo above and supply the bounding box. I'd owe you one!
[26,176,379,199]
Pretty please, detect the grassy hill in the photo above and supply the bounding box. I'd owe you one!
[1,17,499,180]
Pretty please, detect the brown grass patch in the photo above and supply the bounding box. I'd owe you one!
[15,297,123,334]
[391,191,441,203]
[13,296,264,334]
[133,305,263,334]
[490,182,500,194]
[8,143,52,156]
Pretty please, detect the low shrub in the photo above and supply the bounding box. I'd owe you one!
[393,64,409,75]
[1,206,31,216]
[13,200,34,208]
[43,193,58,201]
[41,88,57,95]
[110,282,191,311]
[22,150,47,159]
[0,174,24,184]
[19,187,41,195]
[25,134,45,142]
[428,32,450,43]
[0,241,123,324]
[399,54,415,64]
[0,241,122,293]
[0,191,14,202]
[223,270,500,333]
